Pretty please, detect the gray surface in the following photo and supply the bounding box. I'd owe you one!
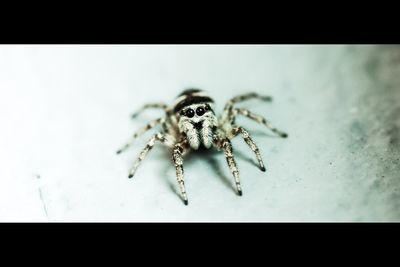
[0,45,399,221]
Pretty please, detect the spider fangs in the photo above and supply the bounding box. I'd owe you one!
[117,89,288,205]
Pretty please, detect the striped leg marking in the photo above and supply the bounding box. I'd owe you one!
[128,133,165,178]
[116,118,165,154]
[232,126,266,172]
[172,144,189,205]
[131,103,168,118]
[221,139,242,196]
[235,108,288,138]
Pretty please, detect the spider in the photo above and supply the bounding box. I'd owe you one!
[116,89,288,205]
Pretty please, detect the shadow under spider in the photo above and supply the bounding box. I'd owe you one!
[201,151,234,191]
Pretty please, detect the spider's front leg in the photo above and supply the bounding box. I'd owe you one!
[172,141,189,205]
[214,136,243,196]
[231,126,266,172]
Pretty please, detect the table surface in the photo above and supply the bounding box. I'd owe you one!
[1,45,399,222]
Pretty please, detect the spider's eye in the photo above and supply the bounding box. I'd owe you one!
[196,107,205,116]
[204,104,210,111]
[185,108,195,118]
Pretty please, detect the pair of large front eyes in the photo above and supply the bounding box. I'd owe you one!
[181,106,210,118]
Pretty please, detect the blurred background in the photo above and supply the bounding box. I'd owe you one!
[0,45,399,222]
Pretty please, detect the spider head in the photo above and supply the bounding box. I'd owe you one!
[177,103,217,150]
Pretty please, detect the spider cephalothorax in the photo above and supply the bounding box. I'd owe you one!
[175,90,218,150]
[117,88,288,205]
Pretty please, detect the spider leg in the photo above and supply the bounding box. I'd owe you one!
[231,126,266,172]
[116,117,165,154]
[219,138,242,196]
[234,108,288,138]
[128,133,168,178]
[223,92,272,113]
[131,103,168,118]
[172,142,189,205]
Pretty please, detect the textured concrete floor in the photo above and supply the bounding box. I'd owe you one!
[0,45,399,221]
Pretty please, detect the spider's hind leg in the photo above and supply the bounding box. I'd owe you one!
[116,118,165,154]
[224,92,272,113]
[128,133,169,178]
[131,103,168,118]
[221,92,273,125]
[235,108,288,138]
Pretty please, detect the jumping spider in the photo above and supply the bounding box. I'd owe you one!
[117,89,288,205]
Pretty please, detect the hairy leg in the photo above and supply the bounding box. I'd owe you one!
[224,92,272,113]
[231,126,266,172]
[128,133,167,178]
[172,142,189,205]
[131,103,168,118]
[116,118,165,154]
[233,108,288,138]
[219,138,242,196]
